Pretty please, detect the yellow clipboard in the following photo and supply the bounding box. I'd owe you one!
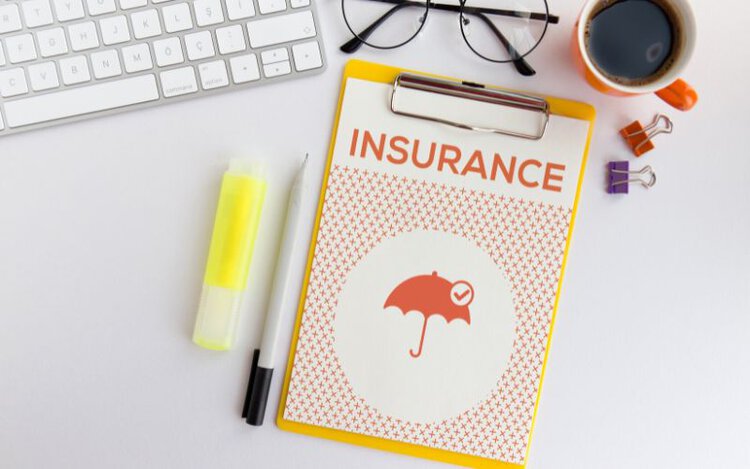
[277,60,595,468]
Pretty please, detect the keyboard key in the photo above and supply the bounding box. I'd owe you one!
[4,74,159,128]
[0,113,4,131]
[247,11,315,48]
[122,43,153,72]
[261,47,288,64]
[52,0,86,22]
[153,37,184,66]
[119,0,147,9]
[160,66,197,97]
[215,25,246,55]
[198,60,228,90]
[0,4,23,33]
[91,49,123,78]
[0,43,5,66]
[229,53,259,84]
[59,55,91,84]
[28,61,60,91]
[258,0,286,15]
[184,31,214,60]
[5,34,38,63]
[263,61,290,78]
[68,21,99,51]
[22,0,55,28]
[162,3,193,33]
[131,9,162,38]
[193,0,224,26]
[86,0,116,16]
[37,27,69,57]
[225,0,255,20]
[292,40,321,71]
[290,0,310,8]
[100,15,131,45]
[0,68,29,97]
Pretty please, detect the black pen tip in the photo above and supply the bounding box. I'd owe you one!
[242,349,260,420]
[246,367,274,426]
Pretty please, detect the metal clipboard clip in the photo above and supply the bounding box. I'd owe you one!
[390,73,551,140]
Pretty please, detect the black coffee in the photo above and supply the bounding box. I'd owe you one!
[586,0,677,84]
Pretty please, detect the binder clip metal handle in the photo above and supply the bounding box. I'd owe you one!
[607,161,656,194]
[390,73,550,140]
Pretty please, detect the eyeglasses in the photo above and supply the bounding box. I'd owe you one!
[340,0,559,76]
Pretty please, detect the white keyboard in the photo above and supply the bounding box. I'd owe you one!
[0,0,325,136]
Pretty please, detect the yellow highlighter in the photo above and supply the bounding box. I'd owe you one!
[193,160,266,351]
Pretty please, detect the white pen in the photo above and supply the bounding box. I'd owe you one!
[243,155,310,426]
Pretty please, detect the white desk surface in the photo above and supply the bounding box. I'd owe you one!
[2,1,749,468]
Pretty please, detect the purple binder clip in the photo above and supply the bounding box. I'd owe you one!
[607,161,656,194]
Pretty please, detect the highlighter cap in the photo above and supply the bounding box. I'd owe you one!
[193,285,243,350]
[193,159,267,351]
[228,158,266,177]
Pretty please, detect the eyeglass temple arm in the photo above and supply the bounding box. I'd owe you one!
[472,12,535,76]
[459,5,557,23]
[340,2,417,53]
[363,0,559,23]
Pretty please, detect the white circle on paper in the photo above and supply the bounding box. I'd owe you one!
[333,230,515,424]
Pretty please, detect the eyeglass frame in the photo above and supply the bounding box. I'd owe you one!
[340,0,558,77]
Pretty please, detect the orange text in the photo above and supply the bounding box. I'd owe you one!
[348,129,566,192]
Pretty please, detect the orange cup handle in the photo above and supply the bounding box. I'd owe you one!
[655,79,698,111]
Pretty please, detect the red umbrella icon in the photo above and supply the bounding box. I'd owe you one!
[384,271,473,358]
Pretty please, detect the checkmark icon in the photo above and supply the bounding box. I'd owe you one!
[449,281,474,307]
[453,289,470,301]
